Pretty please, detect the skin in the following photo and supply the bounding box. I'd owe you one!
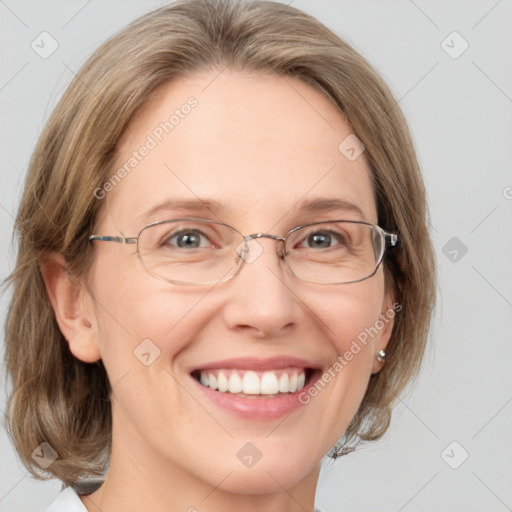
[42,70,394,512]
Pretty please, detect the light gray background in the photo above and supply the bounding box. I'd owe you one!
[1,1,511,511]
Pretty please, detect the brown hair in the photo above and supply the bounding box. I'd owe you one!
[2,0,436,486]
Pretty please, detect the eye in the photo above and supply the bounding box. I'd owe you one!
[296,229,348,249]
[164,229,213,249]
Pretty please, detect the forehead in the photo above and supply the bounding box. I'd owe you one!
[103,70,378,231]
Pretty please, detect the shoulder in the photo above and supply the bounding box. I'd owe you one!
[44,486,87,512]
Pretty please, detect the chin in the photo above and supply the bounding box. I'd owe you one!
[217,467,310,495]
[197,449,319,495]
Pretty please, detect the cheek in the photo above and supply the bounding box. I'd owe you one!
[91,280,204,434]
[89,253,200,380]
[96,287,201,371]
[313,278,386,354]
[303,279,386,414]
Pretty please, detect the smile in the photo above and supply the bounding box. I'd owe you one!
[192,367,312,396]
[189,356,322,419]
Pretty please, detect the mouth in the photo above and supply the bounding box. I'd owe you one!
[188,356,323,419]
[190,367,317,398]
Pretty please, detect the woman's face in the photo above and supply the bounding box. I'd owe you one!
[83,70,394,494]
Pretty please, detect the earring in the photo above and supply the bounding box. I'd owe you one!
[376,350,386,363]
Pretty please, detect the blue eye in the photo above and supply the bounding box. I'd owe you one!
[298,230,347,249]
[166,229,212,249]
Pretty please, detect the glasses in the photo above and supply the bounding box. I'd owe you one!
[89,218,398,286]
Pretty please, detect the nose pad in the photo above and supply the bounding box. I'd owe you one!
[235,235,287,265]
[235,238,264,264]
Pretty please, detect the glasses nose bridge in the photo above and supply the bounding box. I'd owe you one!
[242,232,287,258]
[245,233,285,243]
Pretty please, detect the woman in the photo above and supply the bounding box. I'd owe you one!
[3,1,435,511]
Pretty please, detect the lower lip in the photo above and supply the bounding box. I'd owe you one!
[190,371,321,420]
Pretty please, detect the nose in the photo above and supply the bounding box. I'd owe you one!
[220,237,302,338]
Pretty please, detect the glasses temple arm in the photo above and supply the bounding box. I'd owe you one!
[88,235,138,244]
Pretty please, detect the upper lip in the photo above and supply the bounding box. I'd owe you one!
[189,356,323,373]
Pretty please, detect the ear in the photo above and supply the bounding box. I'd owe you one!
[370,290,399,374]
[40,252,101,363]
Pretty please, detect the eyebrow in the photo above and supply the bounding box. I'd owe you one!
[135,198,224,223]
[135,197,365,223]
[298,198,365,219]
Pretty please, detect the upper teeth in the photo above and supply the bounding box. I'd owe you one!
[198,369,307,395]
